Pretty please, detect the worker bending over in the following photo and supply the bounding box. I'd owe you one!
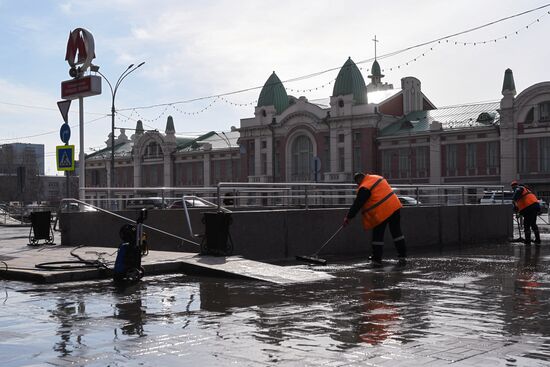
[343,172,407,267]
[511,180,541,245]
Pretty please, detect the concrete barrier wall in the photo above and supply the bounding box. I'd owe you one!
[59,205,513,261]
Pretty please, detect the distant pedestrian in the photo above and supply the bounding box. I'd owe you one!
[511,180,541,245]
[343,172,407,267]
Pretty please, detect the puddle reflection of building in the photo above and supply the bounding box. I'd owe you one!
[515,245,541,308]
[503,244,549,336]
[358,274,400,345]
[113,282,147,337]
[50,295,87,357]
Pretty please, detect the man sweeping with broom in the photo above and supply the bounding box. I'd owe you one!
[343,172,407,267]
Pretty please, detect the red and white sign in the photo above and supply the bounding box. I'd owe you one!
[65,28,96,72]
[61,75,102,100]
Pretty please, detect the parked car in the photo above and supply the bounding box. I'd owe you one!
[168,199,213,209]
[126,197,165,209]
[398,196,421,206]
[539,199,548,213]
[60,202,97,212]
[479,191,514,205]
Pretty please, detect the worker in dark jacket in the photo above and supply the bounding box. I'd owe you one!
[511,180,541,245]
[343,172,407,266]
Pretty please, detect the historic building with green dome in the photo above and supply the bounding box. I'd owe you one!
[84,58,550,204]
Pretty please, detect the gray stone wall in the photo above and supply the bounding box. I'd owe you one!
[59,205,513,261]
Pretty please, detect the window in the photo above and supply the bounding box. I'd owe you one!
[398,149,409,178]
[248,141,255,176]
[338,134,345,143]
[540,102,550,122]
[487,141,499,168]
[261,153,267,175]
[145,142,161,158]
[466,143,476,170]
[291,135,313,181]
[338,147,345,172]
[416,146,428,174]
[518,139,528,173]
[446,144,457,174]
[353,146,362,173]
[323,135,330,172]
[261,140,267,149]
[381,150,392,177]
[274,139,280,178]
[540,137,550,172]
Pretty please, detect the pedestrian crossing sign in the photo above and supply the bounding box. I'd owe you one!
[56,145,75,171]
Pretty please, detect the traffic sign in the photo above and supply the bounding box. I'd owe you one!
[56,145,75,171]
[60,123,71,144]
[57,100,71,123]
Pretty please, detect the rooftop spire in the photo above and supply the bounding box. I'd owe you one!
[502,68,516,96]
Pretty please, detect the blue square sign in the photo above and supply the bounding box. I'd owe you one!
[56,145,75,171]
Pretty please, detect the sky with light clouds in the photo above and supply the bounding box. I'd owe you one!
[1,0,549,175]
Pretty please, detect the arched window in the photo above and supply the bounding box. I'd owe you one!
[144,142,161,158]
[291,135,313,181]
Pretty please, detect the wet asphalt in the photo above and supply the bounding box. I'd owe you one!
[1,225,550,366]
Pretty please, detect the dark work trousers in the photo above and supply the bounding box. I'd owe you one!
[521,203,541,244]
[371,209,407,262]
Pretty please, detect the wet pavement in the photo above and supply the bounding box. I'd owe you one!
[2,226,550,366]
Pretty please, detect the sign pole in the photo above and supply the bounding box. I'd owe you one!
[79,96,85,200]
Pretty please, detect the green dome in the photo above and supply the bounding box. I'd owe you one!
[332,57,367,104]
[369,60,384,78]
[257,72,289,114]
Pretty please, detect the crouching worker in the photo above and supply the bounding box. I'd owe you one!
[511,180,541,245]
[343,172,407,267]
[113,223,145,282]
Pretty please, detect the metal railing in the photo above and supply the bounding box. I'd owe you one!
[76,183,507,212]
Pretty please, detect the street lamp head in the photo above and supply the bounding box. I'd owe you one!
[137,61,145,68]
[127,64,134,70]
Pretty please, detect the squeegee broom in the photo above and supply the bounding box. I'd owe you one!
[296,225,343,265]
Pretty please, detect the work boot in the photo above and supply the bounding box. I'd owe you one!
[370,258,383,268]
[394,239,407,258]
[397,257,407,267]
[534,229,541,244]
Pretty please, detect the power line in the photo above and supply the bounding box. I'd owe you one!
[0,115,107,142]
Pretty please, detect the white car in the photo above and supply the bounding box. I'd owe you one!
[398,196,421,206]
[480,191,514,205]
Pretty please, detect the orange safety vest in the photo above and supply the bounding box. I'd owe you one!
[514,186,538,211]
[359,174,402,230]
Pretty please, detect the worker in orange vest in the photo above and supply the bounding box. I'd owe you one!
[511,180,541,245]
[343,172,407,267]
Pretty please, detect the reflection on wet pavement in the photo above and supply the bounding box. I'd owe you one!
[2,242,550,366]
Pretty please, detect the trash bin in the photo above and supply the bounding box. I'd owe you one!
[201,211,233,256]
[29,211,54,246]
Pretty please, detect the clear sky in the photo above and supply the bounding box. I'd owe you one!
[1,0,549,175]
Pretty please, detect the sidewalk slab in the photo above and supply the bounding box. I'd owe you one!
[0,242,333,284]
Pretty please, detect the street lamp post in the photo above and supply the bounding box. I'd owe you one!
[95,62,144,207]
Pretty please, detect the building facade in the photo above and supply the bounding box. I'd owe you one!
[84,58,550,202]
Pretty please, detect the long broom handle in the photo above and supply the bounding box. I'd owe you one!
[314,225,344,256]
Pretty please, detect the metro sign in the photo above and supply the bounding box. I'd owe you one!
[65,28,96,74]
[61,75,101,100]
